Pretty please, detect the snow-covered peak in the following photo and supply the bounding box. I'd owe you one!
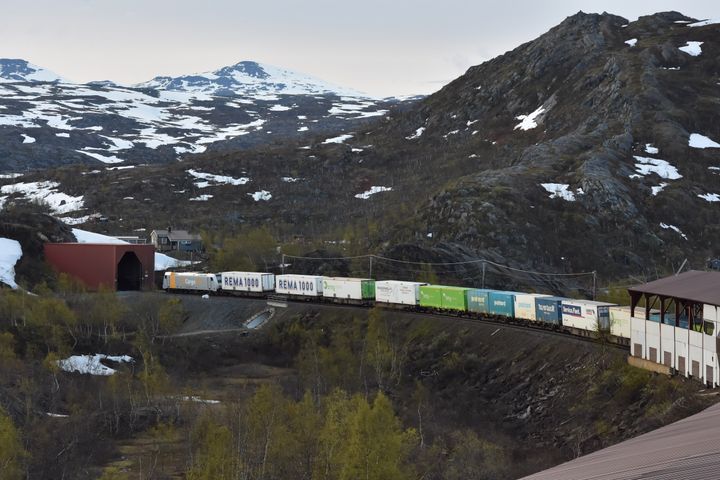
[135,60,370,99]
[0,58,68,84]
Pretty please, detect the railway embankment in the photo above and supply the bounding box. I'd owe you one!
[140,292,718,478]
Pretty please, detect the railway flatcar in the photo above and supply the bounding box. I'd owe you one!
[322,277,375,304]
[275,274,323,298]
[375,280,427,306]
[221,271,275,296]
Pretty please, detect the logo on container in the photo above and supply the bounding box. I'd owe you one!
[562,304,582,317]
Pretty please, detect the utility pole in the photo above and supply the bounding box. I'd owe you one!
[369,256,373,279]
[592,271,597,301]
[481,262,486,289]
[281,254,286,275]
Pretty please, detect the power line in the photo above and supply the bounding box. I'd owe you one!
[282,253,596,278]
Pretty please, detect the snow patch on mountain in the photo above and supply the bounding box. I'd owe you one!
[136,61,371,99]
[678,41,703,56]
[0,58,68,83]
[0,237,22,288]
[689,133,720,149]
[515,106,545,131]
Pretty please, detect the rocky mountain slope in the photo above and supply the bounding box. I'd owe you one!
[0,59,405,172]
[3,11,720,290]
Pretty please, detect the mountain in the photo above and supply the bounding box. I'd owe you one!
[136,60,369,98]
[3,11,720,290]
[0,58,68,83]
[0,60,405,172]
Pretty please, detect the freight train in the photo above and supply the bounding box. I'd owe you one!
[163,271,637,345]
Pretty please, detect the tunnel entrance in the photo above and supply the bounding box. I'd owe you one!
[117,252,142,291]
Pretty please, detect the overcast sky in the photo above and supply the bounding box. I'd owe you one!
[1,0,718,97]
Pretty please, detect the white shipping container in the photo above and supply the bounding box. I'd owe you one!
[514,294,550,321]
[609,306,632,339]
[322,277,374,300]
[275,274,324,297]
[375,280,427,305]
[163,272,219,292]
[221,272,275,292]
[561,300,615,332]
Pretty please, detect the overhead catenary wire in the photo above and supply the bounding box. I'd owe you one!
[281,253,597,278]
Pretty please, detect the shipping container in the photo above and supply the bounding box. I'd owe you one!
[374,280,426,305]
[514,293,551,321]
[467,289,492,314]
[220,272,275,293]
[534,297,566,325]
[275,274,324,297]
[561,300,616,332]
[163,272,219,292]
[440,286,470,311]
[487,291,516,317]
[419,285,443,309]
[322,277,375,300]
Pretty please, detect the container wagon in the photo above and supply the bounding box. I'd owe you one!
[322,277,375,304]
[220,272,275,296]
[487,291,517,317]
[163,272,219,293]
[466,289,492,314]
[561,300,616,335]
[534,297,566,326]
[514,293,551,321]
[275,274,324,297]
[419,285,469,311]
[375,280,427,307]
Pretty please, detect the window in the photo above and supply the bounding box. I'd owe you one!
[704,321,715,336]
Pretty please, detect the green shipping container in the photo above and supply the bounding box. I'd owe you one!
[419,285,470,311]
[419,285,444,308]
[361,280,376,300]
[441,286,470,311]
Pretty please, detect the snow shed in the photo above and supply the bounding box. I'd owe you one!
[44,243,155,291]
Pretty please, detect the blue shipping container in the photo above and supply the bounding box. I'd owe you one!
[535,297,565,325]
[466,289,491,314]
[488,291,516,317]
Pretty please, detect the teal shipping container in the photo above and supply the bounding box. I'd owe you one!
[466,289,492,314]
[488,291,516,317]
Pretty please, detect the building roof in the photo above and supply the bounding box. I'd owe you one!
[628,270,720,306]
[152,229,201,242]
[521,402,720,479]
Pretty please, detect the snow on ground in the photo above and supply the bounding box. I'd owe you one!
[21,134,36,144]
[630,156,682,180]
[0,181,84,214]
[0,173,23,179]
[0,237,22,288]
[679,41,703,56]
[72,228,126,244]
[57,354,134,376]
[189,194,213,201]
[180,396,221,405]
[689,19,720,27]
[698,193,720,202]
[405,127,425,140]
[645,144,659,154]
[59,213,101,225]
[281,177,301,182]
[56,132,70,138]
[155,253,193,270]
[297,126,309,132]
[660,223,688,240]
[625,38,638,47]
[322,133,353,144]
[514,106,545,131]
[248,190,272,201]
[540,183,583,201]
[689,133,720,149]
[187,169,250,187]
[355,186,392,199]
[651,183,668,196]
[269,104,291,112]
[77,150,124,164]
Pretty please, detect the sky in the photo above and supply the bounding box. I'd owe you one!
[1,0,718,97]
